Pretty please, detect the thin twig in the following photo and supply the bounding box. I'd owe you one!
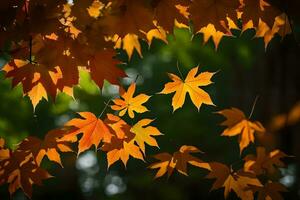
[176,61,184,79]
[248,95,259,119]
[98,99,112,118]
[134,74,140,83]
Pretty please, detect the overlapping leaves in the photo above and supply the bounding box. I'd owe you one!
[0,0,292,108]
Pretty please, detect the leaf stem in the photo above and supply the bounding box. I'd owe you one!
[248,95,259,119]
[134,74,140,83]
[176,61,184,80]
[98,99,112,118]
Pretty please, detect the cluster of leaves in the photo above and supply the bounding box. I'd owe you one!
[0,0,294,199]
[0,65,290,200]
[0,0,291,109]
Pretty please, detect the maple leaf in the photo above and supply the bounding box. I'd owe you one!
[113,34,143,60]
[111,83,151,118]
[151,0,189,32]
[160,66,215,112]
[2,59,59,109]
[17,129,73,167]
[254,14,291,48]
[101,114,145,167]
[104,114,131,139]
[217,107,265,153]
[102,136,144,168]
[130,119,162,154]
[206,162,262,200]
[87,0,105,18]
[249,182,287,200]
[0,150,52,198]
[145,24,168,46]
[2,34,80,108]
[62,112,113,154]
[239,0,282,28]
[88,48,126,88]
[149,145,211,178]
[198,24,225,49]
[189,0,240,33]
[99,0,155,38]
[244,147,287,176]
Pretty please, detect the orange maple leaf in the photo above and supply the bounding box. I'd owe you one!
[104,114,131,139]
[160,66,216,112]
[62,112,113,154]
[18,129,73,167]
[102,114,145,167]
[217,107,265,153]
[111,83,151,118]
[149,145,211,178]
[206,162,262,200]
[102,137,144,168]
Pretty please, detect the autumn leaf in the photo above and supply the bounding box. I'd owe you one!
[102,136,144,168]
[99,0,154,38]
[206,162,262,200]
[145,24,168,46]
[189,0,240,33]
[111,83,151,118]
[62,112,113,154]
[160,66,216,112]
[239,0,282,28]
[217,107,265,153]
[105,114,132,139]
[0,149,52,198]
[244,147,287,175]
[2,34,80,108]
[249,182,287,200]
[2,59,59,109]
[131,119,162,154]
[88,48,126,88]
[151,0,189,32]
[149,145,211,178]
[18,129,73,167]
[255,14,292,48]
[113,33,143,60]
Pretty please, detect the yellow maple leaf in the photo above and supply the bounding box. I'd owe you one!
[131,119,162,154]
[160,66,216,112]
[218,108,265,153]
[111,83,151,118]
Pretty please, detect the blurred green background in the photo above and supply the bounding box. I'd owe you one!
[0,27,300,200]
